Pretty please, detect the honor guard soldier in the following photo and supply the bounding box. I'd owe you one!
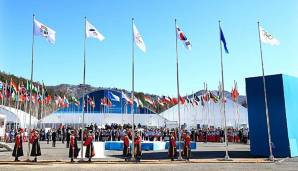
[183,131,191,161]
[123,133,130,161]
[69,130,79,162]
[134,132,142,162]
[12,128,24,161]
[168,131,177,161]
[83,131,95,162]
[30,129,41,162]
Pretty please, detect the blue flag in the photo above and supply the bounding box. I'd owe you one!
[220,26,229,54]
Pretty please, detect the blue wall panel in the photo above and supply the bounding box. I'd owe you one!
[246,74,290,157]
[282,75,298,157]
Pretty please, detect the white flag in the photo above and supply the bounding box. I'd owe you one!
[133,22,146,52]
[259,26,280,46]
[86,20,105,41]
[34,19,56,44]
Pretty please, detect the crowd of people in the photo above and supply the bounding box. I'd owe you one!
[5,123,249,162]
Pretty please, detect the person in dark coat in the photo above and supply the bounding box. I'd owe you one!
[30,130,41,162]
[12,129,23,161]
[66,128,71,148]
[84,131,95,162]
[46,130,50,144]
[52,129,57,147]
[69,130,79,162]
[168,131,177,161]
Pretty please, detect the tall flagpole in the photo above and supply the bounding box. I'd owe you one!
[27,14,35,161]
[131,17,135,160]
[80,16,87,160]
[257,21,274,161]
[218,20,230,160]
[175,19,182,160]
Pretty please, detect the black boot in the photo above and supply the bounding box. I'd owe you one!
[34,157,37,162]
[71,158,74,162]
[88,158,91,162]
[14,157,19,162]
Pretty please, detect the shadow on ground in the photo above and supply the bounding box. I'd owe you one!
[109,151,257,160]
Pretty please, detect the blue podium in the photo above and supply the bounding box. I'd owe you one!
[246,74,298,157]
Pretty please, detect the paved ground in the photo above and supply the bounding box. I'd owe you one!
[0,141,297,171]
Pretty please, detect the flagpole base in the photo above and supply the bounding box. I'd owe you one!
[217,155,232,161]
[266,155,276,162]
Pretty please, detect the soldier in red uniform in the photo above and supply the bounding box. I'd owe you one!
[69,130,79,162]
[12,129,23,161]
[83,131,95,162]
[183,131,191,161]
[134,132,142,162]
[123,133,130,161]
[168,131,177,161]
[30,129,41,162]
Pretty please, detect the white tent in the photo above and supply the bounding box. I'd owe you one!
[0,105,38,128]
[159,98,248,128]
[39,112,168,128]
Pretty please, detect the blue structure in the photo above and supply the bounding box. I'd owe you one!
[246,74,298,157]
[56,89,155,114]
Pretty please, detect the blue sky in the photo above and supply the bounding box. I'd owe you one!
[0,0,297,96]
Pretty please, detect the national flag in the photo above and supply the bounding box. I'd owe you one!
[209,91,219,103]
[203,92,210,102]
[108,91,120,101]
[20,83,26,95]
[162,96,172,104]
[192,99,199,106]
[259,26,279,46]
[90,97,95,108]
[0,81,2,90]
[71,96,80,106]
[157,97,165,106]
[107,98,112,107]
[194,94,200,102]
[220,26,229,54]
[55,95,62,107]
[63,96,69,108]
[45,95,52,104]
[100,98,106,106]
[200,96,205,106]
[231,82,240,102]
[138,98,143,108]
[133,21,146,52]
[34,18,56,44]
[121,92,133,104]
[179,96,185,105]
[133,97,139,107]
[185,97,190,104]
[171,97,178,105]
[86,20,105,41]
[176,25,191,50]
[144,96,154,105]
[26,80,29,91]
[10,79,18,92]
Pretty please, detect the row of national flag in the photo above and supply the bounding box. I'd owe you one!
[34,17,280,50]
[0,78,240,113]
[0,79,51,105]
